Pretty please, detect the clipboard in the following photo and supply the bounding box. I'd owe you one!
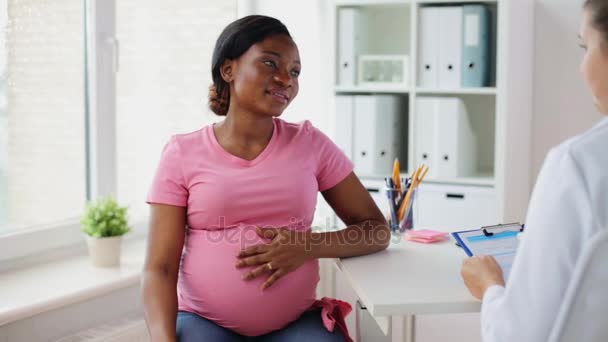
[452,223,525,280]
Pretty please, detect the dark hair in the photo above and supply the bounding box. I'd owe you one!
[208,15,291,116]
[584,0,608,43]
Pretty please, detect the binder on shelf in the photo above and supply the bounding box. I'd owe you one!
[414,97,478,178]
[461,4,491,87]
[417,6,440,88]
[435,97,477,178]
[335,96,354,159]
[337,7,365,86]
[438,6,463,88]
[414,97,437,173]
[353,95,405,176]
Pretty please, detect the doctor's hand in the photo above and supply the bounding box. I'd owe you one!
[235,227,312,290]
[461,255,506,300]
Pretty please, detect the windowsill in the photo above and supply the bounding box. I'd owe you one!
[0,214,336,327]
[0,238,147,326]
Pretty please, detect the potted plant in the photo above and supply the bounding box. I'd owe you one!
[81,197,131,267]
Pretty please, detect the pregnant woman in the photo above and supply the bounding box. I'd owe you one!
[142,15,390,341]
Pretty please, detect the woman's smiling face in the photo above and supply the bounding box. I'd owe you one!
[223,34,301,117]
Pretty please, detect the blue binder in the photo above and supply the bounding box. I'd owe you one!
[461,4,491,87]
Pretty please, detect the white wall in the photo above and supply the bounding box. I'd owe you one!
[242,0,331,135]
[531,0,604,182]
[0,285,142,342]
[115,0,236,221]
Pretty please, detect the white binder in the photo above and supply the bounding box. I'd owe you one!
[417,7,440,88]
[335,96,354,159]
[353,95,403,176]
[438,6,463,88]
[435,97,476,178]
[415,97,477,178]
[337,8,364,86]
[414,97,437,174]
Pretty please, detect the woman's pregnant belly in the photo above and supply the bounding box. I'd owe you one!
[177,225,319,336]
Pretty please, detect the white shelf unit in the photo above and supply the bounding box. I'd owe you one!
[328,2,532,338]
[327,0,533,227]
[417,0,498,4]
[415,87,497,95]
[335,85,410,94]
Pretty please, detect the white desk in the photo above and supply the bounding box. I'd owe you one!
[335,230,481,341]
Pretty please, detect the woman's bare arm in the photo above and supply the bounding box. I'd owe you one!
[313,172,391,258]
[142,204,186,342]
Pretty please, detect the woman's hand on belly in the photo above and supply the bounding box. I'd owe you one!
[236,227,313,290]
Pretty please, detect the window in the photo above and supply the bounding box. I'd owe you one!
[0,0,7,228]
[0,0,86,233]
[0,0,238,259]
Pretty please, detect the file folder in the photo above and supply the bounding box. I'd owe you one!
[353,95,404,176]
[414,97,438,175]
[335,96,354,159]
[461,4,491,87]
[438,6,463,88]
[337,8,365,86]
[418,6,440,87]
[435,97,477,178]
[353,96,376,174]
[415,97,477,178]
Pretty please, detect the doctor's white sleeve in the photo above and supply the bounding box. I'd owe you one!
[480,147,594,342]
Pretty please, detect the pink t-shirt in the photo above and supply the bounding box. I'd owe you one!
[147,118,353,336]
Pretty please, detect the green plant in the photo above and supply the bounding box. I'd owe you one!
[81,197,131,238]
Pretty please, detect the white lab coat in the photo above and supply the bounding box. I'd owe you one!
[481,117,608,342]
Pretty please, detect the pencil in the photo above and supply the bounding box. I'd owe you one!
[397,164,429,221]
[392,158,401,195]
[398,166,421,220]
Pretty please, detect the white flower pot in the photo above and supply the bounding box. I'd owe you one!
[85,235,123,267]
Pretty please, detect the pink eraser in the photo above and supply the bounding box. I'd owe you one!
[406,229,448,240]
[405,236,447,244]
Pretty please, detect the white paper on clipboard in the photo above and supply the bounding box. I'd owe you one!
[452,223,524,281]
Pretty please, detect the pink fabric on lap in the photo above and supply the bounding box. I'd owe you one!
[147,118,354,335]
[311,297,354,342]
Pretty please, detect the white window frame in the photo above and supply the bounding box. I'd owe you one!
[0,0,132,264]
[0,0,247,265]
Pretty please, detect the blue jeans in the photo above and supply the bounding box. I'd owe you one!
[176,310,346,342]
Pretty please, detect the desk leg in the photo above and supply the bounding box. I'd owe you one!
[405,315,415,342]
[390,315,415,342]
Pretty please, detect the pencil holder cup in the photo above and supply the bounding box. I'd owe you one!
[399,190,416,233]
[385,186,401,232]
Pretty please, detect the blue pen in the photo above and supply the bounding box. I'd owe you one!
[386,178,399,232]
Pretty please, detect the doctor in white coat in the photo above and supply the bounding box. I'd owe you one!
[460,1,608,341]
